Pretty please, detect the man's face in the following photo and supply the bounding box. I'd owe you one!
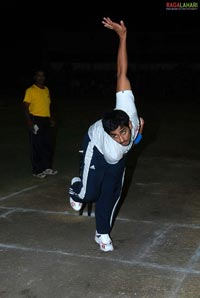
[34,71,45,85]
[109,121,132,146]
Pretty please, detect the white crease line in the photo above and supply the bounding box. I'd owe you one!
[0,242,200,275]
[0,207,74,217]
[0,185,39,201]
[0,209,16,218]
[137,224,173,259]
[0,175,74,203]
[0,207,160,225]
[167,246,200,298]
[0,206,138,222]
[1,206,200,230]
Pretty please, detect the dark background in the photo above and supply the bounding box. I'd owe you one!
[0,1,200,100]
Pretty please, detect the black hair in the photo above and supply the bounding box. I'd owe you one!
[33,68,45,76]
[102,109,130,134]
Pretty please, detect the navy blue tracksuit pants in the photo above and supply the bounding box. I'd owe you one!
[70,133,126,234]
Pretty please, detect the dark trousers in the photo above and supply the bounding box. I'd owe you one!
[70,133,126,234]
[29,116,54,174]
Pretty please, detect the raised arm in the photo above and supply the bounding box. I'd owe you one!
[102,17,131,92]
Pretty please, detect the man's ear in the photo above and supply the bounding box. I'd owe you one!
[128,121,132,130]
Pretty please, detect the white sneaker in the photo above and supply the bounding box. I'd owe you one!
[43,168,58,175]
[71,177,81,184]
[33,172,46,179]
[95,232,114,252]
[69,177,83,211]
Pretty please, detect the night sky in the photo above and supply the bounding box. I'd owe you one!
[0,1,199,91]
[2,1,199,35]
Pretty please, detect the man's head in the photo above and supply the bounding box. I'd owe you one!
[102,109,132,146]
[33,69,46,88]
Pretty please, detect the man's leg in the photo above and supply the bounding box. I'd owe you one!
[94,158,126,252]
[69,138,105,209]
[95,160,125,234]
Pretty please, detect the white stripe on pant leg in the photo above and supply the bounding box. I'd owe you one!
[110,169,126,227]
[79,141,94,199]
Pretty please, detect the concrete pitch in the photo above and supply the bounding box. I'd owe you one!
[0,100,200,298]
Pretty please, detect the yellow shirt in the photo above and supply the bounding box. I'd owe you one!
[23,84,51,117]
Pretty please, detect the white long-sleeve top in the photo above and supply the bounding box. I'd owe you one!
[88,90,140,164]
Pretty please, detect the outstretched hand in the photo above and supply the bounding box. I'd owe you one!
[102,17,127,37]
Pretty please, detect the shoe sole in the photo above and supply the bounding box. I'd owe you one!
[43,170,58,175]
[71,177,81,184]
[69,177,82,211]
[45,172,58,175]
[33,174,46,178]
[70,197,82,211]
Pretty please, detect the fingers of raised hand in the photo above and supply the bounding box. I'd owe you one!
[102,17,113,29]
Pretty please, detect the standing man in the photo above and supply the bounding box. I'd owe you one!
[23,69,58,178]
[69,17,144,251]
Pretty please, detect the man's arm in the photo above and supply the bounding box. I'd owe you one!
[139,117,144,134]
[134,117,144,145]
[23,102,33,126]
[102,17,131,92]
[23,101,39,134]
